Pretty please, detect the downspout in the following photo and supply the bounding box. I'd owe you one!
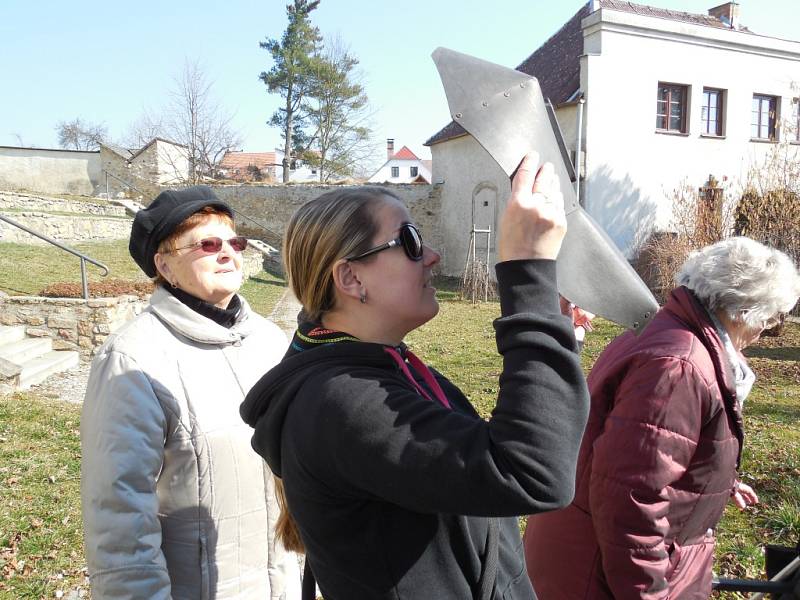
[575,95,585,207]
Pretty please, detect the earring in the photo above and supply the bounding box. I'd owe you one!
[360,291,367,304]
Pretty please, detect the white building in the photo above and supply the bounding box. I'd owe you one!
[369,139,432,184]
[426,0,800,276]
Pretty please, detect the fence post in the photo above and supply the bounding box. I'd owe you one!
[80,258,89,300]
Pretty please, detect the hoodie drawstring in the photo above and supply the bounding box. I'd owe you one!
[383,347,451,409]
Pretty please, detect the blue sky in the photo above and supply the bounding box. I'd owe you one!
[1,0,798,168]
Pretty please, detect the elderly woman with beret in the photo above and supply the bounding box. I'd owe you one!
[81,186,301,599]
[524,237,800,600]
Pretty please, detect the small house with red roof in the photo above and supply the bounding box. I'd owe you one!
[218,149,320,183]
[218,151,280,181]
[425,0,800,277]
[368,139,432,184]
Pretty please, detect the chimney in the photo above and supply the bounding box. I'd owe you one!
[708,2,740,29]
[387,138,395,160]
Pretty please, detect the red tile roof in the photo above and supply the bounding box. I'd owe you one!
[391,146,420,160]
[218,151,279,171]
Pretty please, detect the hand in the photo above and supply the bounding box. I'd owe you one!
[731,481,759,510]
[499,152,567,262]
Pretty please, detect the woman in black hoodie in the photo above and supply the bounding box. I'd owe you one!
[240,152,590,600]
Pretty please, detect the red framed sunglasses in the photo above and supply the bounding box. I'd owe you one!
[174,236,248,254]
[346,223,424,262]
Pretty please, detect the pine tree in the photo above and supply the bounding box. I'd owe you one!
[259,0,322,183]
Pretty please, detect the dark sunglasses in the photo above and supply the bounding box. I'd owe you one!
[346,223,424,262]
[173,236,248,254]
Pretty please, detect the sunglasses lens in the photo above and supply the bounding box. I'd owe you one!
[401,225,423,260]
[199,238,223,253]
[229,237,248,252]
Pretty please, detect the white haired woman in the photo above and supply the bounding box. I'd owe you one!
[81,187,301,599]
[524,236,800,600]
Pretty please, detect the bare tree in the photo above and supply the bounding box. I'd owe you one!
[166,60,241,181]
[121,110,166,148]
[11,133,27,147]
[125,60,241,182]
[302,37,375,182]
[56,118,108,150]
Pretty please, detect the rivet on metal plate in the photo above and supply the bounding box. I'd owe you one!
[503,92,510,97]
[455,112,462,119]
[481,101,488,107]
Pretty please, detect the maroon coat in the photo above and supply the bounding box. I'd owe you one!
[524,287,744,600]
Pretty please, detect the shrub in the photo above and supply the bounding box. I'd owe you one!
[39,279,154,299]
[633,177,732,303]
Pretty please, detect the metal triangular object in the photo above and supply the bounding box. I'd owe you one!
[432,47,659,332]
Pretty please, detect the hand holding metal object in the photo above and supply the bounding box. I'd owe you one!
[432,47,659,332]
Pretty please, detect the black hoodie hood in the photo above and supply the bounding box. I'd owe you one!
[240,338,398,477]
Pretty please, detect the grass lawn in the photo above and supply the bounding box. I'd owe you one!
[0,240,285,314]
[0,240,144,296]
[0,277,798,597]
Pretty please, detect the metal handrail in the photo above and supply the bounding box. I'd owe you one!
[0,214,109,300]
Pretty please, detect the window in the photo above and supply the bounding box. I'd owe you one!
[656,83,688,133]
[391,166,399,178]
[701,88,724,136]
[410,166,418,177]
[793,98,800,142]
[752,94,778,140]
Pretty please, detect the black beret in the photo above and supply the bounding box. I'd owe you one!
[129,186,234,277]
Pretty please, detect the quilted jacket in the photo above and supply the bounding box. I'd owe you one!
[81,286,301,599]
[524,286,744,600]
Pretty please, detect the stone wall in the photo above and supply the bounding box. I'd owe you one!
[0,146,101,196]
[100,146,161,201]
[0,191,127,216]
[0,213,132,244]
[206,183,443,262]
[0,295,145,358]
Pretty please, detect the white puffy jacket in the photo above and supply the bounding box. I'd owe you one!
[81,286,301,599]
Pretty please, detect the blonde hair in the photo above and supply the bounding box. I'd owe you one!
[153,207,235,286]
[283,186,398,322]
[276,187,397,553]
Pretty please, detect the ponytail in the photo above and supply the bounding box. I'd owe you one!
[275,477,305,553]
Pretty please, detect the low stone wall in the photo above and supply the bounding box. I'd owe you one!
[0,213,132,244]
[0,191,127,216]
[0,295,146,358]
[242,248,266,278]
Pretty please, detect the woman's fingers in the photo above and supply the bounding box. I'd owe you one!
[510,152,540,200]
[499,153,568,262]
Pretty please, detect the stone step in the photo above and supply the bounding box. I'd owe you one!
[247,238,279,256]
[0,337,53,364]
[17,350,80,390]
[0,325,26,346]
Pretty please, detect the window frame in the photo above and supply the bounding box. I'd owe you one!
[793,98,800,143]
[656,83,689,134]
[391,166,400,178]
[701,88,724,137]
[751,94,778,141]
[410,166,418,177]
